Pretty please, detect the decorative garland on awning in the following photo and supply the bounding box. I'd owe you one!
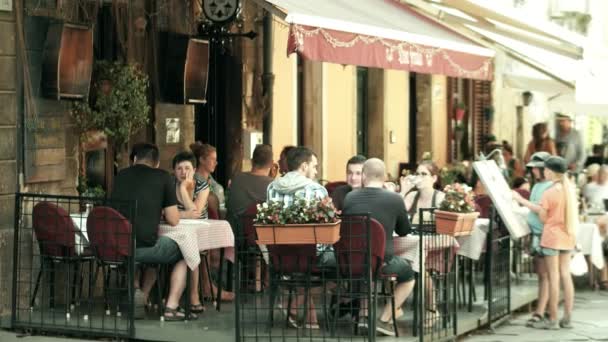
[291,24,491,80]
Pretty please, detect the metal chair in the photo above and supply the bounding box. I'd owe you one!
[31,201,94,314]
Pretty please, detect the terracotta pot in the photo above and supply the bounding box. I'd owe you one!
[435,210,479,236]
[255,220,341,245]
[454,108,466,121]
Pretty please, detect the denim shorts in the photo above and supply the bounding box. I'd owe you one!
[540,247,571,257]
[382,256,415,283]
[135,236,183,264]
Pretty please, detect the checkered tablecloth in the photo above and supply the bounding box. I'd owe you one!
[158,219,235,270]
[393,234,459,273]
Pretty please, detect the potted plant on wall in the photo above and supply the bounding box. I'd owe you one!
[454,101,466,121]
[70,60,150,195]
[254,197,341,245]
[435,183,479,236]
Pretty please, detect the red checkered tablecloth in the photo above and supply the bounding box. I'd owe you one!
[158,219,235,270]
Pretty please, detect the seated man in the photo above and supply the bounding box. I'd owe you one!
[227,144,275,229]
[111,143,189,321]
[343,158,415,336]
[331,155,366,211]
[267,146,327,203]
[266,146,328,329]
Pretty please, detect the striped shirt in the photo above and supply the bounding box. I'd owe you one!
[176,177,210,219]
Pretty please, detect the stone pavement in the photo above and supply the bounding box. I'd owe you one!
[462,290,608,342]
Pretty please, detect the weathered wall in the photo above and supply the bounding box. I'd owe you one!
[431,75,448,167]
[154,103,195,171]
[270,19,297,164]
[0,5,17,318]
[383,70,409,179]
[324,63,356,182]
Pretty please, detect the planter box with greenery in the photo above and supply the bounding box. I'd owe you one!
[254,197,341,245]
[435,183,479,236]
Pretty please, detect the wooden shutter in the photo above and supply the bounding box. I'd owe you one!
[471,80,492,156]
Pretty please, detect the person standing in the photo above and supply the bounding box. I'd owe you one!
[555,113,585,172]
[524,122,557,163]
[512,152,552,327]
[513,156,577,329]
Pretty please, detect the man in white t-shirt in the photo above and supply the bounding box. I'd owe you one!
[584,165,608,211]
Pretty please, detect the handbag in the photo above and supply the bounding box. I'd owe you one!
[570,251,588,276]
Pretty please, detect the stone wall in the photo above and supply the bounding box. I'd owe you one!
[0,5,17,319]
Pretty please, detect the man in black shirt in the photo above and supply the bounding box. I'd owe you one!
[343,158,415,336]
[112,143,187,321]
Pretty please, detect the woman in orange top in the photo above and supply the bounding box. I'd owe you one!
[513,156,577,329]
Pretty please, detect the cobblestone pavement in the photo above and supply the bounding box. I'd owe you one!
[461,290,608,342]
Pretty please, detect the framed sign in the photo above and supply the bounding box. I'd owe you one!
[473,160,530,239]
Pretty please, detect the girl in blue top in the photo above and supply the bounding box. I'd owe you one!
[514,152,553,327]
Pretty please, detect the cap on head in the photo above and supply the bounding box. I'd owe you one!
[555,112,573,121]
[525,151,551,168]
[544,156,567,174]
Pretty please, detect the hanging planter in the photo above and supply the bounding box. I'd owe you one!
[255,221,341,245]
[454,102,466,121]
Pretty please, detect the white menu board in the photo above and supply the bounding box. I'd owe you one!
[473,160,530,239]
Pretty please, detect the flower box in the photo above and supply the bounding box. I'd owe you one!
[435,210,479,236]
[255,220,341,245]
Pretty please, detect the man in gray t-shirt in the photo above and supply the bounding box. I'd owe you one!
[342,158,415,336]
[555,113,585,171]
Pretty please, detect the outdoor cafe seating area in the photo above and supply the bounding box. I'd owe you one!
[9,191,563,342]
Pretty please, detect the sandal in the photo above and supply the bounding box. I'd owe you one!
[163,307,186,322]
[526,313,543,327]
[191,303,206,314]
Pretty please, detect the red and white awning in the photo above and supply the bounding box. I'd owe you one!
[266,0,494,80]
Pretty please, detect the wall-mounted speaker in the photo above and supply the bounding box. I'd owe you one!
[162,32,210,104]
[41,23,94,100]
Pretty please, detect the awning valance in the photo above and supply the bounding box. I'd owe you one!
[265,0,494,80]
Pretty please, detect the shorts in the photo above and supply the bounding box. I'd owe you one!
[382,256,415,283]
[530,234,542,256]
[135,236,183,264]
[539,247,571,257]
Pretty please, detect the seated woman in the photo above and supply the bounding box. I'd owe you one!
[172,152,209,314]
[402,161,445,326]
[403,161,445,224]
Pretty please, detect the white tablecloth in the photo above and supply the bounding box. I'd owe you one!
[578,222,605,269]
[158,219,235,270]
[455,219,489,260]
[70,214,89,255]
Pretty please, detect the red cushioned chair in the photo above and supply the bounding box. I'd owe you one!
[31,201,94,312]
[325,181,348,197]
[87,206,140,315]
[332,215,400,336]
